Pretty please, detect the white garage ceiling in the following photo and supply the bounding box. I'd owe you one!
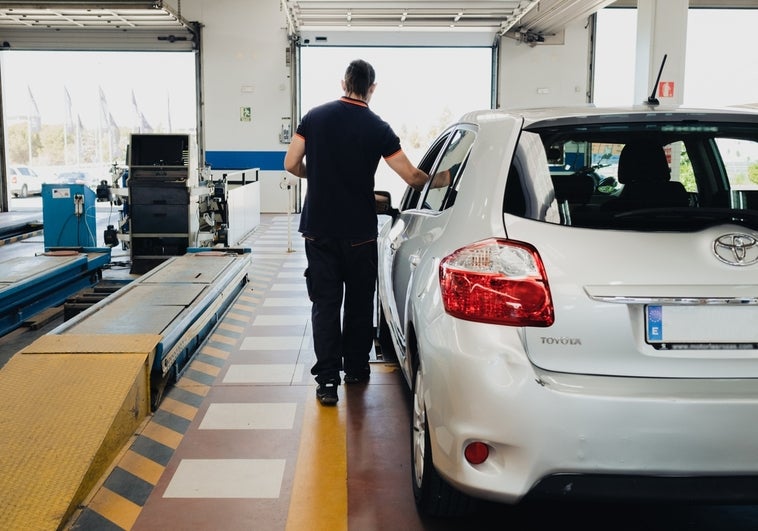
[281,0,615,42]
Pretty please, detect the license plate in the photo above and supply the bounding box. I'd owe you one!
[645,304,758,343]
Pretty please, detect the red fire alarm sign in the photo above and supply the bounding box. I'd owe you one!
[658,81,675,98]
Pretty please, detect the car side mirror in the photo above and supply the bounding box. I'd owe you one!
[375,191,399,220]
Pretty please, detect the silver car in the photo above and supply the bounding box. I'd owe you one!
[376,104,758,516]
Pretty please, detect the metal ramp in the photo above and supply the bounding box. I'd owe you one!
[0,249,251,530]
[0,249,112,337]
[52,249,253,406]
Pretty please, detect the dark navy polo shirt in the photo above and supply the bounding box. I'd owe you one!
[296,96,402,241]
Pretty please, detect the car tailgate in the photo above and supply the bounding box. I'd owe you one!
[505,217,758,379]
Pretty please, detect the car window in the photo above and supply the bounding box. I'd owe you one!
[667,141,697,195]
[398,131,451,211]
[516,118,758,231]
[421,128,476,212]
[506,131,560,222]
[715,137,758,191]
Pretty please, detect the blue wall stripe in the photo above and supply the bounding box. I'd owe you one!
[205,150,286,171]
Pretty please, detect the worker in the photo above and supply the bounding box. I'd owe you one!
[283,58,428,405]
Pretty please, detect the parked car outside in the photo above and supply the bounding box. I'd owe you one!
[376,104,758,516]
[8,164,44,197]
[55,170,95,189]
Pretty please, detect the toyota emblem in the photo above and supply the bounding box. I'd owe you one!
[713,233,758,266]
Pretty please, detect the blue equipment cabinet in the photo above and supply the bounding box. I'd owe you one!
[42,183,97,248]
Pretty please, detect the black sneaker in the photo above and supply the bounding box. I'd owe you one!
[316,381,338,405]
[343,372,370,384]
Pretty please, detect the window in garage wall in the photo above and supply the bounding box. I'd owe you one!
[592,8,636,106]
[593,7,757,108]
[1,50,196,195]
[299,46,492,204]
[683,9,758,108]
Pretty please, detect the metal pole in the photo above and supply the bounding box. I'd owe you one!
[287,182,294,253]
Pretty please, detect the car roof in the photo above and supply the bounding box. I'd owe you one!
[457,104,758,128]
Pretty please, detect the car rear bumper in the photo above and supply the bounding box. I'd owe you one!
[419,319,758,504]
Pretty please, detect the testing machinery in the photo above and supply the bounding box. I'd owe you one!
[41,183,97,248]
[98,134,230,274]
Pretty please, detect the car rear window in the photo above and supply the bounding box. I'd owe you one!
[506,118,758,232]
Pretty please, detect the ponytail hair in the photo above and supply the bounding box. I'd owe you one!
[344,59,375,98]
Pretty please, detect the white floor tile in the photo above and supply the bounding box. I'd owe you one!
[223,363,306,383]
[277,272,303,278]
[262,297,311,307]
[163,459,285,498]
[252,314,309,327]
[240,336,303,350]
[199,403,297,430]
[270,283,305,291]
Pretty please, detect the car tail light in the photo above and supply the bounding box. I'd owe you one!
[439,238,554,327]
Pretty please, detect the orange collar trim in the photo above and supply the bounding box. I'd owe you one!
[340,96,368,108]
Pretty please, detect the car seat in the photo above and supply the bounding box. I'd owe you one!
[607,140,690,210]
[552,173,594,206]
[551,173,595,224]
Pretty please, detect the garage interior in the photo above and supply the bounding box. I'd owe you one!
[0,1,757,530]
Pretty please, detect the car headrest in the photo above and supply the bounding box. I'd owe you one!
[617,140,670,184]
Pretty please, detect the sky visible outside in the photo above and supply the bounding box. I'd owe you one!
[299,46,493,199]
[299,46,493,137]
[1,51,196,133]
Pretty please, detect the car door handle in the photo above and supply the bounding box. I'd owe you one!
[409,254,420,268]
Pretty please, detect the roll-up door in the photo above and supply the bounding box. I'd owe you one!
[0,1,197,51]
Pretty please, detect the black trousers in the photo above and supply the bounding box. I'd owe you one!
[304,236,377,385]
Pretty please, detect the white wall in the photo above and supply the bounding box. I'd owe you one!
[167,0,293,214]
[498,19,592,108]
